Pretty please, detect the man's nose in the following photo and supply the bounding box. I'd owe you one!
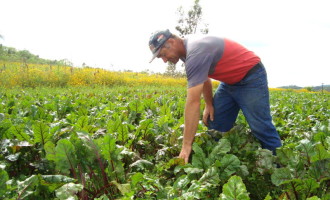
[162,57,168,63]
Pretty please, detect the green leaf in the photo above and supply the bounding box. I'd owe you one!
[192,143,206,169]
[111,181,131,195]
[129,159,153,171]
[55,183,83,199]
[184,167,204,174]
[255,149,274,174]
[0,118,12,139]
[5,152,20,161]
[0,113,5,122]
[131,172,143,187]
[276,146,297,166]
[311,143,330,162]
[55,139,77,174]
[97,133,122,162]
[271,167,293,186]
[306,196,321,200]
[44,141,56,161]
[9,124,32,143]
[199,166,220,185]
[41,175,75,183]
[263,193,272,200]
[294,178,319,196]
[208,139,231,163]
[219,175,250,200]
[173,175,190,189]
[219,154,241,179]
[0,169,8,197]
[33,121,51,146]
[17,175,39,199]
[308,159,330,180]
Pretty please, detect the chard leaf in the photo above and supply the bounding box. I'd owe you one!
[44,141,56,161]
[199,166,220,185]
[219,175,250,200]
[311,143,330,162]
[0,118,12,139]
[131,172,143,187]
[271,167,293,186]
[55,139,77,174]
[111,181,131,195]
[219,154,241,179]
[55,183,83,199]
[0,113,4,122]
[296,139,315,164]
[33,121,51,146]
[192,143,206,169]
[184,167,204,174]
[208,139,231,163]
[97,133,122,162]
[255,149,274,174]
[129,159,153,171]
[5,152,20,162]
[173,175,190,189]
[294,178,319,195]
[263,193,272,200]
[308,159,330,180]
[41,175,75,183]
[9,124,32,143]
[17,175,39,199]
[0,169,8,197]
[276,146,296,166]
[40,175,76,192]
[306,196,321,200]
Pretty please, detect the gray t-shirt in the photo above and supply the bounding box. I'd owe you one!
[181,35,225,88]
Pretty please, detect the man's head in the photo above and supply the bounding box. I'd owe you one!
[148,29,185,64]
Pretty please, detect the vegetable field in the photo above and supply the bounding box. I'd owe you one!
[0,86,329,200]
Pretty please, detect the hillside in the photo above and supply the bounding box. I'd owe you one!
[0,44,71,66]
[278,85,330,92]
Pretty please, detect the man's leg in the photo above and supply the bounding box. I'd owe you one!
[233,63,282,154]
[208,83,240,132]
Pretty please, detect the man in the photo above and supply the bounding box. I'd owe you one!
[149,29,282,163]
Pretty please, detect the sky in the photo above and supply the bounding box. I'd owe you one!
[1,0,329,87]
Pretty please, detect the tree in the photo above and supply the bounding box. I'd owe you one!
[165,0,209,76]
[175,0,209,36]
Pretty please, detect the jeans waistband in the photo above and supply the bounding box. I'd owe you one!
[244,62,262,79]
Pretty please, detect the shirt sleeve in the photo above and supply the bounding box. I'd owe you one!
[185,53,213,88]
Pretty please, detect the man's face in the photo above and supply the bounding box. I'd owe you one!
[157,41,180,64]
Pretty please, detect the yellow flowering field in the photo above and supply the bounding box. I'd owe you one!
[0,61,187,88]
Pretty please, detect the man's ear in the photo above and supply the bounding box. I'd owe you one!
[167,38,175,46]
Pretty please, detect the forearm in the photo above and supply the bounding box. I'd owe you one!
[182,99,201,147]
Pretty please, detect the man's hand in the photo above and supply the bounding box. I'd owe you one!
[178,144,192,164]
[202,105,214,126]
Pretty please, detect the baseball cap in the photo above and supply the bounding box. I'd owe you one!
[149,29,172,63]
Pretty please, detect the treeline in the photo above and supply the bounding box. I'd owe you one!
[0,44,72,66]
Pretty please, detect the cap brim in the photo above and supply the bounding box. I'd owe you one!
[149,48,161,63]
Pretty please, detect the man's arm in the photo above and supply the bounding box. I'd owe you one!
[202,78,214,126]
[178,83,204,163]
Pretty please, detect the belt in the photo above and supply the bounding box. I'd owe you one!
[243,62,262,79]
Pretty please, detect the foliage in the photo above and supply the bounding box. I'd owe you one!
[175,0,209,36]
[0,45,71,65]
[0,86,329,199]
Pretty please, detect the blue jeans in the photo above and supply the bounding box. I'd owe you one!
[208,62,282,153]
